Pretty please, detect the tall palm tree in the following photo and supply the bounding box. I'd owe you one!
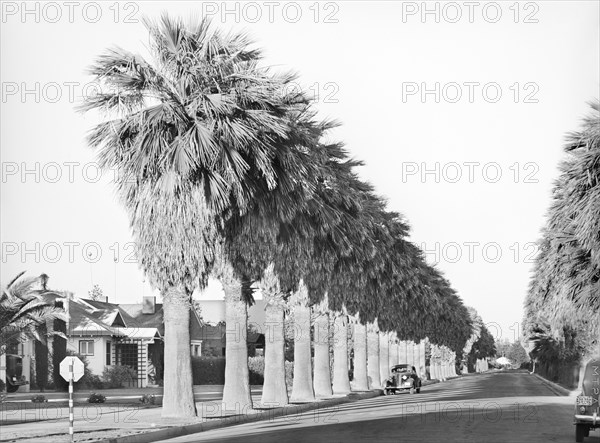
[259,264,288,406]
[289,281,314,402]
[312,295,333,397]
[331,310,351,394]
[1,272,65,353]
[523,101,600,372]
[351,315,369,391]
[366,321,381,388]
[80,15,317,417]
[379,332,390,383]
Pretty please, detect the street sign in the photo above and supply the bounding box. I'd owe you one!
[59,356,85,382]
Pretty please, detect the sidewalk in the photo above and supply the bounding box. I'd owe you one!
[529,372,578,397]
[0,388,381,443]
[1,377,460,443]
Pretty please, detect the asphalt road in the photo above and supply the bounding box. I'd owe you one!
[160,372,599,443]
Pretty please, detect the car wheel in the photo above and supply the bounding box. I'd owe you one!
[575,424,585,442]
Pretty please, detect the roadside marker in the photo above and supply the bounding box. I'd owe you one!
[69,362,74,443]
[60,356,83,442]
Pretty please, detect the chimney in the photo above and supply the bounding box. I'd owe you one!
[142,296,156,314]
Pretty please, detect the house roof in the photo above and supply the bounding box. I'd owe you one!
[68,297,204,341]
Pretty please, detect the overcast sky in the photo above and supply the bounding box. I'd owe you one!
[1,1,598,342]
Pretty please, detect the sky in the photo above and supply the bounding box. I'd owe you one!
[1,1,599,343]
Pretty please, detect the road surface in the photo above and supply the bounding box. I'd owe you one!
[160,372,599,443]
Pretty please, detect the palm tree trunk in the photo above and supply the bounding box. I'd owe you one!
[415,340,422,377]
[407,341,415,368]
[352,321,369,391]
[400,340,408,364]
[332,313,351,394]
[389,335,399,368]
[162,286,196,418]
[313,311,332,397]
[222,275,252,412]
[379,332,390,383]
[367,323,381,389]
[290,300,314,402]
[261,302,288,406]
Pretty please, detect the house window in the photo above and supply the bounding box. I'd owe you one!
[190,344,201,357]
[79,340,94,356]
[106,341,111,365]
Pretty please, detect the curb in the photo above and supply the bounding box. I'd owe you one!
[97,390,383,443]
[530,372,577,397]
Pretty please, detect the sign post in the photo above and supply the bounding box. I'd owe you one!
[60,356,84,442]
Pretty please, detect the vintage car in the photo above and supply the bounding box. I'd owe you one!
[383,364,421,395]
[575,357,600,442]
[4,354,28,393]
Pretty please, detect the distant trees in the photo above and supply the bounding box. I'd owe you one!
[87,284,104,301]
[466,324,496,372]
[506,342,530,368]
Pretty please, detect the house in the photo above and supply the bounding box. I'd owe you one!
[66,295,203,388]
[4,291,266,391]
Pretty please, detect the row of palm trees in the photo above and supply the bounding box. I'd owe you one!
[80,15,476,418]
[523,101,599,374]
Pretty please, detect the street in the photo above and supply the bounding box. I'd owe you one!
[160,372,599,443]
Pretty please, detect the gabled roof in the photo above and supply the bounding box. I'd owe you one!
[119,303,164,333]
[68,299,125,337]
[68,297,204,341]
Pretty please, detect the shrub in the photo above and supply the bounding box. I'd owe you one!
[192,357,225,384]
[31,395,47,403]
[65,351,105,390]
[248,356,264,384]
[87,392,106,403]
[285,361,293,387]
[102,366,137,388]
[139,394,156,405]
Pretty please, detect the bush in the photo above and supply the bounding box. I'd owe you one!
[285,361,293,387]
[87,392,106,403]
[192,357,225,384]
[102,366,137,388]
[248,356,264,384]
[191,356,288,386]
[31,395,47,403]
[139,394,156,405]
[65,351,105,390]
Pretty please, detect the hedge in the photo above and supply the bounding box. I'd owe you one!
[191,356,293,386]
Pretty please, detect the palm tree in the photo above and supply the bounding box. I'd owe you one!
[80,15,318,417]
[379,332,390,383]
[312,295,333,397]
[331,310,351,394]
[351,315,369,391]
[259,264,288,406]
[1,272,65,353]
[523,101,600,373]
[289,281,314,402]
[366,321,381,388]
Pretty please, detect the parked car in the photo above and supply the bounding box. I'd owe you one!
[5,354,28,393]
[575,357,600,442]
[383,364,421,395]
